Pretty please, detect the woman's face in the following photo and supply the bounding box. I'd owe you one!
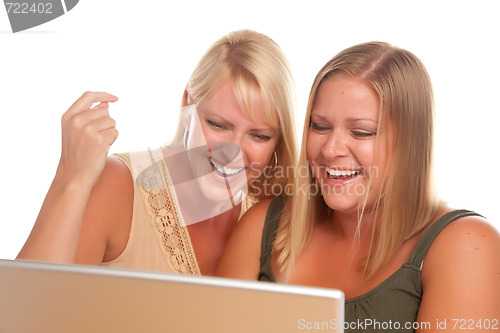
[185,79,279,203]
[307,77,389,215]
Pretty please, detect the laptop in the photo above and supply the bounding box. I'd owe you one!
[0,259,344,333]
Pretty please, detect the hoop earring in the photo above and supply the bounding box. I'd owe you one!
[183,130,189,148]
[271,151,278,170]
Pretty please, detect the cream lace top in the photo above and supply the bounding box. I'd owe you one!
[101,148,201,275]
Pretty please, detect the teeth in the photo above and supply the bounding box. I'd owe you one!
[210,158,244,176]
[325,167,360,178]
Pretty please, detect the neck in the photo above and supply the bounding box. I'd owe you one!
[187,203,242,276]
[330,209,377,242]
[194,203,242,230]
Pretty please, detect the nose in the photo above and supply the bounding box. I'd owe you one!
[211,133,245,166]
[220,141,241,161]
[321,130,349,159]
[229,133,247,162]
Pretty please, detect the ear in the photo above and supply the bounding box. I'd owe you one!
[182,90,193,128]
[182,89,189,106]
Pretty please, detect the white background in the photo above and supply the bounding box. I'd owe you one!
[0,0,498,259]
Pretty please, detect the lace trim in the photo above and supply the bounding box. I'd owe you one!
[139,150,201,276]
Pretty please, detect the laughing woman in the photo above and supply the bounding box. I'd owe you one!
[17,30,297,276]
[217,42,500,331]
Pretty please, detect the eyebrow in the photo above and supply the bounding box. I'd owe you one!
[347,118,378,124]
[310,114,378,124]
[203,110,278,133]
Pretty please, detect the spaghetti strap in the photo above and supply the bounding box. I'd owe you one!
[408,210,482,267]
[258,196,287,282]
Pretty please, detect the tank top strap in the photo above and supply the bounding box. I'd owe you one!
[260,196,287,258]
[258,196,287,281]
[408,209,482,268]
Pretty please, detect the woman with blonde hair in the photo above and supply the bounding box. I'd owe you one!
[17,29,297,276]
[217,42,499,330]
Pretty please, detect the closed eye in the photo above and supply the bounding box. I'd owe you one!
[207,120,225,130]
[310,122,331,132]
[352,130,377,138]
[252,133,272,142]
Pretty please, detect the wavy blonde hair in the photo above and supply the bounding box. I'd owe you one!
[275,42,442,278]
[171,29,298,203]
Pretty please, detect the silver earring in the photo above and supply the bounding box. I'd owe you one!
[183,130,189,148]
[271,151,278,170]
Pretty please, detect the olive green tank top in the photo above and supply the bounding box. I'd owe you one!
[258,197,481,333]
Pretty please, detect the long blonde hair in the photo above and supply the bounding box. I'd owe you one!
[171,29,298,203]
[275,42,442,278]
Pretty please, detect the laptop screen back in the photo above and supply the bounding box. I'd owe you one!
[0,259,344,333]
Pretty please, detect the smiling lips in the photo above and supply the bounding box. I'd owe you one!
[209,157,245,177]
[325,166,363,181]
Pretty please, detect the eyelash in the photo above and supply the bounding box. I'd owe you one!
[207,120,224,130]
[310,123,330,132]
[352,130,377,138]
[207,120,272,142]
[252,134,272,142]
[311,123,376,138]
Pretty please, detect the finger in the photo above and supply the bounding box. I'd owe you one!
[63,107,111,127]
[91,102,109,110]
[68,91,118,116]
[106,128,119,146]
[95,127,119,148]
[84,116,117,135]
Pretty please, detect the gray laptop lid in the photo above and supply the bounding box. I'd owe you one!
[0,259,344,333]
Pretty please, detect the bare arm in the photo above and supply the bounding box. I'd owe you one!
[17,92,121,263]
[416,216,500,332]
[215,199,273,280]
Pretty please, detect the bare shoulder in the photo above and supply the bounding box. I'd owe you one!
[86,155,133,214]
[422,212,500,278]
[215,198,275,279]
[97,155,133,189]
[75,155,134,264]
[225,198,275,253]
[238,198,275,231]
[417,211,500,327]
[424,213,500,267]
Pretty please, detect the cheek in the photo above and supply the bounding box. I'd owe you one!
[354,140,377,165]
[356,141,386,181]
[245,142,276,168]
[201,128,236,155]
[191,124,214,148]
[306,132,321,161]
[200,126,221,143]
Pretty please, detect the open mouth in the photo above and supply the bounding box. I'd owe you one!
[209,157,245,177]
[325,167,363,181]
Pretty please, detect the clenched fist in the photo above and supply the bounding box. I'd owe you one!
[56,91,119,189]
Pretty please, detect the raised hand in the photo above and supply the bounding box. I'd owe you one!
[16,91,120,262]
[56,91,119,189]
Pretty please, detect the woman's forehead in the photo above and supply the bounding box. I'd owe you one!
[200,79,280,129]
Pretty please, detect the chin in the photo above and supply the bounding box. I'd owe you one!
[196,172,248,204]
[321,192,362,215]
